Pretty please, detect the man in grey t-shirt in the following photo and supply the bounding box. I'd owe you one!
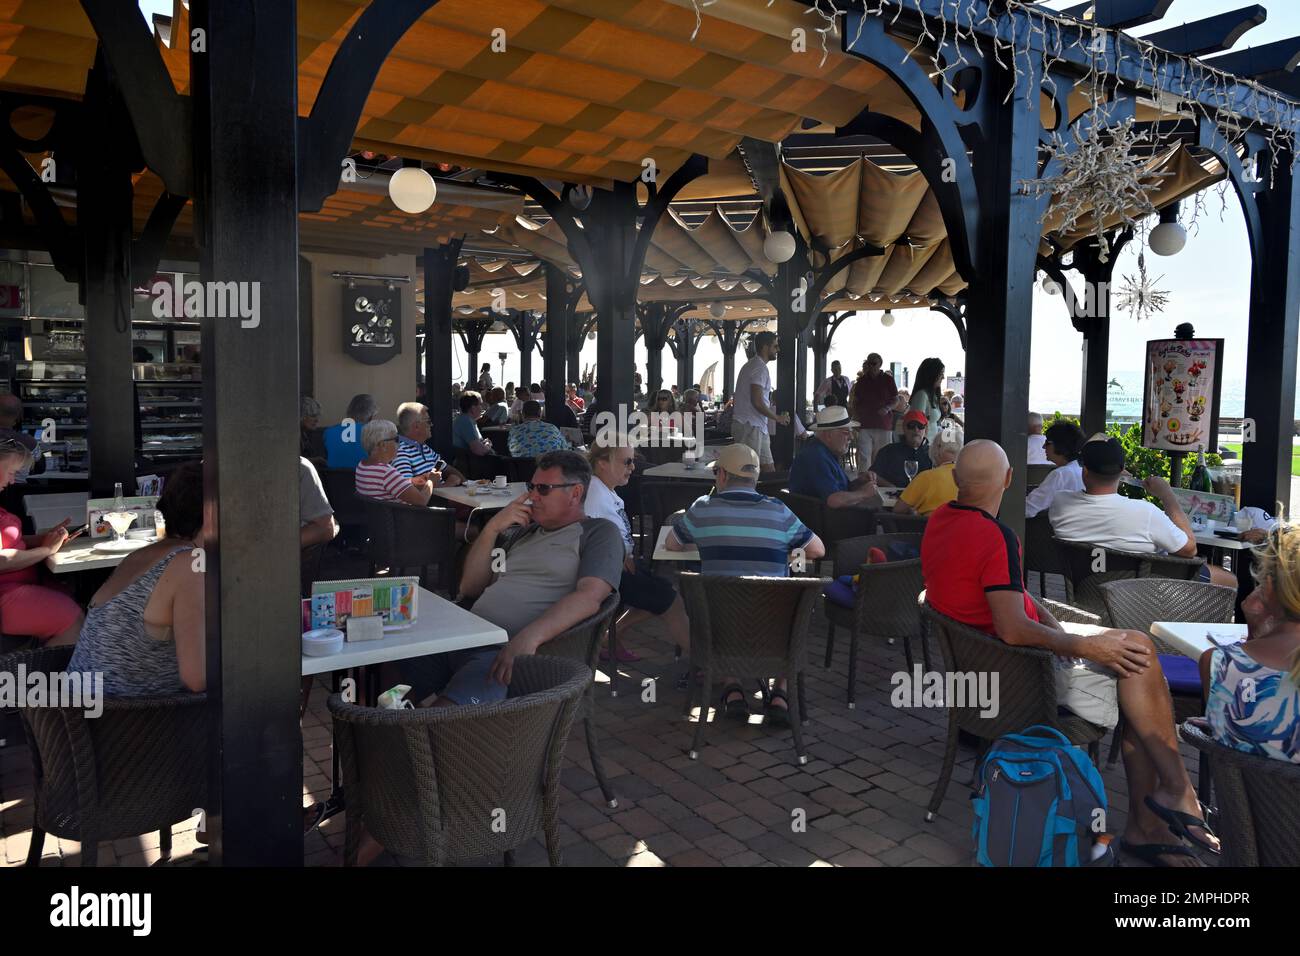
[425,449,622,706]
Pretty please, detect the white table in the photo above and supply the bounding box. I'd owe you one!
[431,481,527,510]
[643,459,716,480]
[1150,621,1247,660]
[301,587,507,676]
[46,537,148,574]
[652,524,698,562]
[1192,531,1255,552]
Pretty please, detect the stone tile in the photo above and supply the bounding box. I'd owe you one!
[828,849,886,867]
[666,849,718,867]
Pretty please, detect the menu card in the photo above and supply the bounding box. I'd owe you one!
[306,577,419,632]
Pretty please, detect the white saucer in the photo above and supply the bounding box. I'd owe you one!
[92,538,152,554]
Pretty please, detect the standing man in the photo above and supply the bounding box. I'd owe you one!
[850,353,898,478]
[814,360,851,411]
[732,330,788,475]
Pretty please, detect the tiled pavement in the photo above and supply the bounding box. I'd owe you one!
[1,569,1212,868]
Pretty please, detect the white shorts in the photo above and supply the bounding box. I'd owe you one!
[731,420,774,466]
[1054,657,1120,729]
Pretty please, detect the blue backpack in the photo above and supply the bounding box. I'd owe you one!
[970,725,1110,867]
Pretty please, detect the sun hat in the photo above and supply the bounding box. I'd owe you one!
[715,444,760,476]
[813,406,859,430]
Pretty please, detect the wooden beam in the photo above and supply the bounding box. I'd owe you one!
[1205,36,1300,79]
[1143,5,1267,58]
[1060,0,1177,29]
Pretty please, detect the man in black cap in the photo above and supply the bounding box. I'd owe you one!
[1049,435,1236,588]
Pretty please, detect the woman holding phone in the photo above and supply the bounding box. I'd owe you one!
[0,438,83,645]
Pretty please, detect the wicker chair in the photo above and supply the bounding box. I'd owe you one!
[504,455,536,484]
[877,512,929,535]
[1053,537,1205,618]
[641,480,708,565]
[1022,513,1064,597]
[328,654,590,867]
[776,490,878,572]
[536,593,621,808]
[361,497,459,596]
[4,645,209,866]
[821,533,927,707]
[1098,578,1237,797]
[1178,721,1300,866]
[755,474,789,498]
[921,600,1108,821]
[678,572,826,765]
[1026,463,1057,489]
[322,467,366,541]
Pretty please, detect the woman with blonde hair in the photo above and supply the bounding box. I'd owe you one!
[893,423,963,517]
[1200,522,1300,762]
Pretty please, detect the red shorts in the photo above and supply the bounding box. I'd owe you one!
[0,584,82,641]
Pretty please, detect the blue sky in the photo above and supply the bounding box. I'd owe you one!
[137,0,1299,414]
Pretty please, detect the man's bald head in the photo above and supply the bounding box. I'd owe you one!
[954,439,1012,507]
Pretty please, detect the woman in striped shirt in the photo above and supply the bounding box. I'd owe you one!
[355,419,433,507]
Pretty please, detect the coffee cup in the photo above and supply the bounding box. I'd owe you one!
[493,475,507,488]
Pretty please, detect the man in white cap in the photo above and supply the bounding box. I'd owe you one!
[787,406,881,510]
[666,443,825,725]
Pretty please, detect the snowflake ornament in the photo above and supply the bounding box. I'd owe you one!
[1114,251,1170,322]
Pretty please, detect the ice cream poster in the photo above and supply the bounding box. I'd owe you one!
[309,577,419,631]
[1142,339,1223,453]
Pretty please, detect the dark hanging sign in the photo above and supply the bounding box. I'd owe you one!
[343,285,401,365]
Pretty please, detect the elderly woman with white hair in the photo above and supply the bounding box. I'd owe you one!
[355,419,433,507]
[894,423,963,517]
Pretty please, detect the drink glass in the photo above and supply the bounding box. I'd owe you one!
[105,511,137,543]
[904,461,919,483]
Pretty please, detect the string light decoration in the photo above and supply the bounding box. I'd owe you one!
[1114,251,1171,322]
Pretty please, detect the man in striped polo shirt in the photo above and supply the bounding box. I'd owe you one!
[393,402,464,486]
[665,443,825,724]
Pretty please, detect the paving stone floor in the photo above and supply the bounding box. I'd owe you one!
[1,568,1214,868]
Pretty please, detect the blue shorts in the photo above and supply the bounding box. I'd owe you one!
[1196,564,1212,583]
[398,647,507,707]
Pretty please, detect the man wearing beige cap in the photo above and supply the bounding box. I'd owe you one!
[788,406,881,510]
[667,443,825,724]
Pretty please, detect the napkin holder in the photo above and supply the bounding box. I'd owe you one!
[346,614,385,643]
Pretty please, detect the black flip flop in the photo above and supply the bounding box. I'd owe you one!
[1144,796,1221,855]
[720,683,749,720]
[764,688,791,728]
[1119,840,1201,867]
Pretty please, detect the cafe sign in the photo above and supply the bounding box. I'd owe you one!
[1142,339,1223,453]
[343,285,401,365]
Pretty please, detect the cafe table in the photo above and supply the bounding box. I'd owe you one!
[46,536,148,574]
[652,524,699,562]
[643,459,716,480]
[432,481,528,540]
[1149,622,1248,660]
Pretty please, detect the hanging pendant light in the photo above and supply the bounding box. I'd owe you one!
[880,308,896,327]
[763,230,796,263]
[709,301,727,318]
[1149,204,1187,257]
[389,162,437,213]
[1041,274,1062,295]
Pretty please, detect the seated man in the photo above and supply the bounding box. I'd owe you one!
[323,393,377,469]
[452,391,494,462]
[394,401,464,487]
[666,444,826,726]
[870,409,932,487]
[787,406,880,509]
[924,440,1219,866]
[894,424,962,517]
[1027,411,1049,465]
[508,400,569,458]
[1049,436,1236,589]
[478,387,510,427]
[299,457,339,550]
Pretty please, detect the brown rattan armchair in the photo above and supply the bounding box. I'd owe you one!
[328,654,590,867]
[536,593,621,808]
[821,533,927,708]
[361,496,459,596]
[921,600,1107,822]
[5,645,209,866]
[1023,513,1064,597]
[678,572,826,765]
[1053,536,1205,618]
[876,512,929,535]
[1179,721,1300,866]
[777,489,878,572]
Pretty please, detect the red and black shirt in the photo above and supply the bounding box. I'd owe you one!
[921,502,1039,633]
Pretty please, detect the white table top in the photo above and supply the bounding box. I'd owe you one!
[1150,621,1247,660]
[1192,531,1255,552]
[46,537,148,574]
[431,481,527,510]
[652,524,698,562]
[301,587,507,676]
[643,460,716,480]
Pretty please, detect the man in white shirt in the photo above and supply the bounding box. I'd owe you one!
[1027,412,1049,465]
[732,330,788,474]
[1025,422,1086,519]
[1049,436,1237,588]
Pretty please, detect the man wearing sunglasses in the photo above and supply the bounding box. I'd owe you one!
[448,450,624,697]
[869,408,933,488]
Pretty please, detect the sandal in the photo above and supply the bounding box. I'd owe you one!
[764,688,791,728]
[720,683,749,720]
[1144,796,1221,855]
[1119,840,1202,867]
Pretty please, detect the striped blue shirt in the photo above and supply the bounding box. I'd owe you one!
[673,490,813,577]
[393,435,446,479]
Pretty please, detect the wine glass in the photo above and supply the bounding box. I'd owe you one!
[904,460,919,483]
[104,510,137,543]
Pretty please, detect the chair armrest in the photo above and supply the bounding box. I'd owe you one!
[1039,598,1101,627]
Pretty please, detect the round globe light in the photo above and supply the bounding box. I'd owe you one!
[388,166,437,213]
[709,301,727,318]
[880,309,896,328]
[1041,275,1062,296]
[1148,220,1187,257]
[763,230,797,263]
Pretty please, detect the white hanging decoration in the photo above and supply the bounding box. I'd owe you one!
[763,230,797,263]
[1114,251,1170,322]
[880,308,896,327]
[388,166,437,213]
[709,301,727,318]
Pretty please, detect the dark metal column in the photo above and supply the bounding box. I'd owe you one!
[423,241,460,455]
[773,258,801,467]
[79,59,138,497]
[1079,312,1111,438]
[543,264,571,410]
[812,313,829,407]
[962,67,1043,541]
[191,0,302,865]
[588,184,637,415]
[1242,149,1300,515]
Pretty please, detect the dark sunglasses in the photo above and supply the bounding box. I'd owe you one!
[906,422,926,431]
[526,481,579,496]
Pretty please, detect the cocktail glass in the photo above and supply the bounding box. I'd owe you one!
[104,511,137,543]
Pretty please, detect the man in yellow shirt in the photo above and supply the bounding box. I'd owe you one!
[895,425,963,516]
